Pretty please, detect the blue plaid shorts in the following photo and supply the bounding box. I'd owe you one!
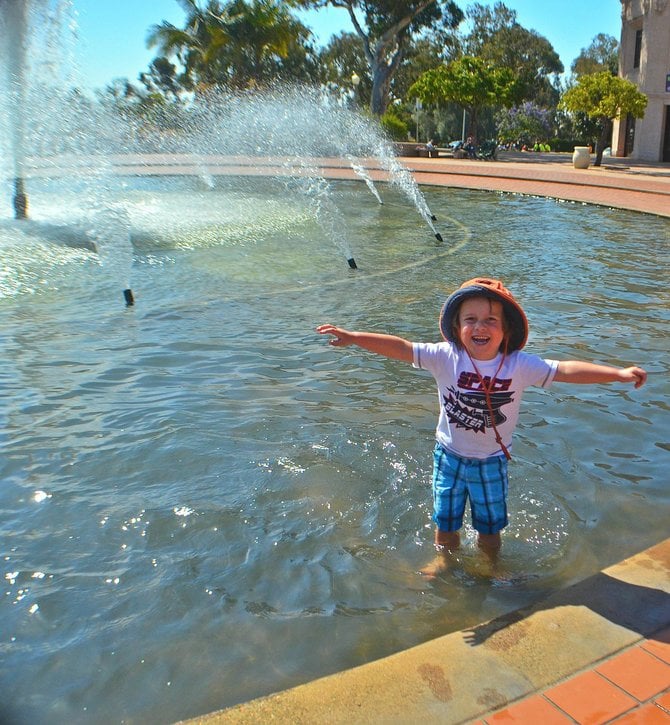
[431,443,509,535]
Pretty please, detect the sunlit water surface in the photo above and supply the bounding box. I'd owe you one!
[1,176,668,724]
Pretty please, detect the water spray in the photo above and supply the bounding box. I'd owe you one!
[374,149,444,242]
[88,207,135,307]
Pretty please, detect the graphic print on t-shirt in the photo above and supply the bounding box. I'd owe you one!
[442,370,514,434]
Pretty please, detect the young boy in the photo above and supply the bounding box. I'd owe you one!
[316,277,647,575]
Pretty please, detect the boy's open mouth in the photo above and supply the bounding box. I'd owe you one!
[472,336,490,345]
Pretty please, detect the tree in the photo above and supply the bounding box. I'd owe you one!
[482,25,563,106]
[571,34,619,77]
[560,72,647,166]
[408,55,515,140]
[139,57,184,101]
[218,0,317,86]
[289,0,464,115]
[461,1,518,55]
[495,102,553,147]
[147,0,317,91]
[318,32,370,104]
[147,0,229,89]
[561,32,619,152]
[463,2,563,107]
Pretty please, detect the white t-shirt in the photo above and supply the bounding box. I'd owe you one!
[413,341,558,459]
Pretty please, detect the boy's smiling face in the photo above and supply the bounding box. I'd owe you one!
[457,297,506,360]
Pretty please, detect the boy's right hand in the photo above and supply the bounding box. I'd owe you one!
[316,326,414,362]
[316,324,354,346]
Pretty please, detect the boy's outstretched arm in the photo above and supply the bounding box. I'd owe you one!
[316,324,414,363]
[554,361,647,389]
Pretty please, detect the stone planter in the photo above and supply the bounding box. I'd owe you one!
[572,146,591,169]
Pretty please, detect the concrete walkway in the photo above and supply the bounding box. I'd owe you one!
[402,150,670,219]
[176,152,669,724]
[105,149,669,218]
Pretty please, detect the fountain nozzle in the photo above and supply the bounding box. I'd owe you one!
[123,289,135,306]
[13,178,28,220]
[435,232,443,243]
[431,214,437,221]
[347,257,358,269]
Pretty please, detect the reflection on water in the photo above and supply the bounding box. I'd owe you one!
[0,178,668,724]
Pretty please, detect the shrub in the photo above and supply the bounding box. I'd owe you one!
[550,137,594,152]
[380,112,409,141]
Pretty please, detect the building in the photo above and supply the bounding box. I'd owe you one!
[613,0,670,161]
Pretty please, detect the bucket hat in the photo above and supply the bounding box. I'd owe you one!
[439,277,528,351]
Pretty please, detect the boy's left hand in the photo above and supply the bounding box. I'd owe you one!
[621,366,647,388]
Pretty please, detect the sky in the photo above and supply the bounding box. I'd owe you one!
[70,0,622,92]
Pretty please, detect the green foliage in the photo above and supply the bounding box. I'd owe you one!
[317,32,370,104]
[379,111,409,140]
[409,56,515,110]
[560,72,647,122]
[147,0,317,90]
[560,72,646,164]
[127,2,641,157]
[549,137,591,152]
[408,55,515,138]
[571,34,619,77]
[462,3,563,106]
[289,0,465,115]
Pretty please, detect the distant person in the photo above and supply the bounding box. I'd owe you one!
[316,277,646,577]
[464,136,476,159]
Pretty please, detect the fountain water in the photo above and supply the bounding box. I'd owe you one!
[0,0,445,308]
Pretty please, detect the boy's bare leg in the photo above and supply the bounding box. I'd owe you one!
[477,533,501,559]
[476,533,502,575]
[420,529,460,578]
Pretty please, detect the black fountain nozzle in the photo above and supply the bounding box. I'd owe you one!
[430,214,437,221]
[13,177,28,220]
[435,232,444,243]
[347,257,358,269]
[123,288,135,306]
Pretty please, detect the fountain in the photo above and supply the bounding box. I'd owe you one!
[1,3,668,725]
[0,1,446,305]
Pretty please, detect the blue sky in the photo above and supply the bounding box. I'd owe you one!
[71,0,622,91]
